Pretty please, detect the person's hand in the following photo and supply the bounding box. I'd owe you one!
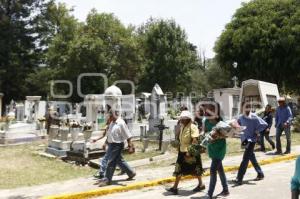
[185,152,191,157]
[284,122,289,128]
[128,143,135,154]
[265,128,270,132]
[102,144,107,151]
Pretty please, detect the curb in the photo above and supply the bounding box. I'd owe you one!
[43,153,298,199]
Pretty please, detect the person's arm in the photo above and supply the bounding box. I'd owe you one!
[275,109,279,127]
[255,115,268,133]
[266,114,273,131]
[91,127,107,142]
[286,107,293,125]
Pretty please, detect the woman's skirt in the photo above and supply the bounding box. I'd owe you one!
[173,151,204,177]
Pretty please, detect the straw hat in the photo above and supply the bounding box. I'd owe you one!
[278,97,286,102]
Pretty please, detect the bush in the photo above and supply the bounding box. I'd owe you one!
[294,115,300,132]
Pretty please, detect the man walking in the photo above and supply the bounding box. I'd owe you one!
[234,103,268,185]
[275,97,293,154]
[98,110,136,186]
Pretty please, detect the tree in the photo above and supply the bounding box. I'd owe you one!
[25,2,79,99]
[0,0,50,104]
[191,58,231,95]
[214,0,300,93]
[46,10,142,101]
[137,18,201,95]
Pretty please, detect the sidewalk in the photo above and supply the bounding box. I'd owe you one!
[1,146,300,199]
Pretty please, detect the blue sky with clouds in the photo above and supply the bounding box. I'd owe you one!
[57,0,249,58]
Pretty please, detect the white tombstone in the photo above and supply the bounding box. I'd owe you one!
[213,87,241,120]
[149,84,167,132]
[104,85,122,111]
[16,103,25,121]
[25,96,41,123]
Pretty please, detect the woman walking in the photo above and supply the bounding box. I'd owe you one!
[167,110,205,195]
[259,104,275,152]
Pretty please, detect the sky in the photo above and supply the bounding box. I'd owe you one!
[57,0,250,58]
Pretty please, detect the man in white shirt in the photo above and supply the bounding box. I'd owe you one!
[98,110,136,186]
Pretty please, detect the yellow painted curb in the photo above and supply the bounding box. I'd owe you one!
[43,153,298,199]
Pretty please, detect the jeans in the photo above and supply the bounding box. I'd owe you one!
[208,158,228,197]
[237,142,264,181]
[259,130,275,151]
[276,125,291,153]
[104,143,135,183]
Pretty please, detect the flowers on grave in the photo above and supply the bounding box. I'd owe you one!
[82,122,93,131]
[69,120,81,128]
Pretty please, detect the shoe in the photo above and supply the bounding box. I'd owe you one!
[93,172,104,179]
[127,172,136,180]
[232,179,242,185]
[217,190,230,197]
[271,144,275,150]
[166,187,178,195]
[98,178,110,187]
[254,174,264,181]
[204,194,213,199]
[274,151,282,155]
[192,184,205,192]
[284,151,291,154]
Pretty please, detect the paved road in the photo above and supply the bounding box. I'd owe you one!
[97,159,296,199]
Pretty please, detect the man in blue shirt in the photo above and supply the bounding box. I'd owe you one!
[234,103,268,185]
[275,97,293,154]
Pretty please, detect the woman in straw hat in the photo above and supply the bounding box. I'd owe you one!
[166,110,205,195]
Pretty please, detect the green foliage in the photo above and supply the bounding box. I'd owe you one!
[46,10,142,101]
[191,58,231,94]
[294,115,300,132]
[137,19,201,94]
[215,0,300,94]
[0,0,49,104]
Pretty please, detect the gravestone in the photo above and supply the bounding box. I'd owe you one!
[148,84,167,132]
[16,103,25,121]
[25,96,41,123]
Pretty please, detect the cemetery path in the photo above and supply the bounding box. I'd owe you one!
[1,146,300,199]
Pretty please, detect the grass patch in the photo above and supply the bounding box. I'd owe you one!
[0,141,94,189]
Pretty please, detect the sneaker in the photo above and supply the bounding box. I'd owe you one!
[166,187,178,195]
[93,172,104,179]
[274,151,282,155]
[192,184,205,192]
[127,172,136,180]
[217,190,230,197]
[284,151,291,154]
[204,194,213,199]
[254,174,264,181]
[98,178,110,187]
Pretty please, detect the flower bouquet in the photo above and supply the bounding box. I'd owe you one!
[200,120,246,148]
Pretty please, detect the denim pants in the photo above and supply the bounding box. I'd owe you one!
[104,143,135,183]
[259,130,275,150]
[208,158,228,197]
[276,125,291,153]
[237,142,264,181]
